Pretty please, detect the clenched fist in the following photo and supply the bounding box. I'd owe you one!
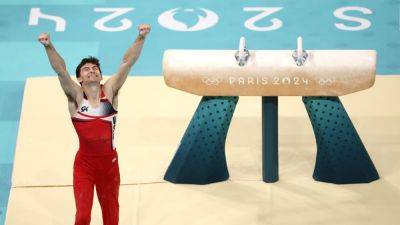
[138,24,151,38]
[38,32,51,47]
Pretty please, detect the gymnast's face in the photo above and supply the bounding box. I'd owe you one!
[78,63,102,85]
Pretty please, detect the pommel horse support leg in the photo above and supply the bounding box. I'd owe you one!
[164,96,239,184]
[262,97,279,183]
[303,96,379,184]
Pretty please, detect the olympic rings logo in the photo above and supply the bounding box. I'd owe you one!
[201,77,222,85]
[318,78,335,85]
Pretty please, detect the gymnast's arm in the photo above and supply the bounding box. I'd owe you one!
[38,32,80,102]
[104,24,151,96]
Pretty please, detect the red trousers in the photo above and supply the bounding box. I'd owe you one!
[73,151,120,225]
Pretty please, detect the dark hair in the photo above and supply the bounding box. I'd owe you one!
[75,56,102,79]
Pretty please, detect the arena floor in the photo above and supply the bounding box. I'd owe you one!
[3,76,400,225]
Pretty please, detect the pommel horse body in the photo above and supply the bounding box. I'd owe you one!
[162,37,379,184]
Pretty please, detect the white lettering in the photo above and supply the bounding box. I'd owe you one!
[229,77,236,85]
[29,8,66,32]
[334,6,372,31]
[94,8,134,32]
[244,7,283,31]
[238,77,245,85]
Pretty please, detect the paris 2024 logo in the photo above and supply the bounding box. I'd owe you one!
[158,8,218,32]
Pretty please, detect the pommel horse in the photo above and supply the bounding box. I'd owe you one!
[163,37,379,185]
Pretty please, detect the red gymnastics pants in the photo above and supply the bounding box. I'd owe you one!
[73,151,120,225]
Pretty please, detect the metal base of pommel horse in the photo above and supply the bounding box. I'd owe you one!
[162,37,379,185]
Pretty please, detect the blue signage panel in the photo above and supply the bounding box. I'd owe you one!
[0,0,399,78]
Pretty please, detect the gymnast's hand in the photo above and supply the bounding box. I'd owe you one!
[38,32,51,47]
[138,24,151,38]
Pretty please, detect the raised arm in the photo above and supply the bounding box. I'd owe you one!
[105,24,151,95]
[38,33,80,101]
